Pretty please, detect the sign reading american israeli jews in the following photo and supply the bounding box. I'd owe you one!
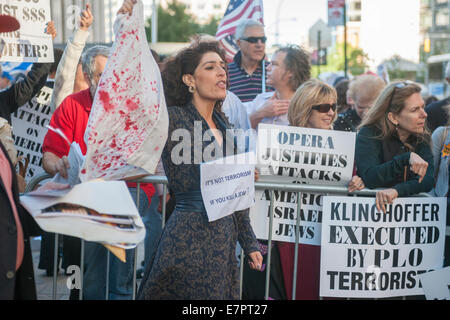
[320,196,447,298]
[250,124,356,245]
[201,152,255,222]
[0,0,54,63]
[11,85,53,181]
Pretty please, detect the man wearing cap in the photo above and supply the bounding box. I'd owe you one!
[0,14,56,300]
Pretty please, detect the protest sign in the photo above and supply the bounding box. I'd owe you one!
[11,85,53,181]
[257,124,355,185]
[418,267,450,300]
[0,0,54,63]
[250,186,324,245]
[250,124,356,245]
[320,196,447,298]
[200,152,255,222]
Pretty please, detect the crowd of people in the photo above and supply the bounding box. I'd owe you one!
[0,0,449,300]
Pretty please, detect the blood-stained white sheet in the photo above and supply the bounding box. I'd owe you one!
[80,0,168,182]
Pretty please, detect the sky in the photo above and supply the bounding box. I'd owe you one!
[261,0,421,68]
[144,0,423,70]
[263,0,327,48]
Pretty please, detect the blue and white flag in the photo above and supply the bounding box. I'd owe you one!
[1,62,32,84]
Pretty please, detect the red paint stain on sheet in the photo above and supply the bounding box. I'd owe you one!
[113,70,120,83]
[124,118,135,131]
[126,98,139,111]
[99,91,115,112]
[110,138,117,149]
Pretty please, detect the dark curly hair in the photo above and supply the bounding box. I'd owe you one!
[161,41,227,110]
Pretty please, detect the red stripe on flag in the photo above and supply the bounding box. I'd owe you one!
[219,1,253,28]
[216,6,263,38]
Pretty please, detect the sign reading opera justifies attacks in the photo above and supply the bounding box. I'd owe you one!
[249,124,356,246]
[320,196,447,298]
[257,124,355,184]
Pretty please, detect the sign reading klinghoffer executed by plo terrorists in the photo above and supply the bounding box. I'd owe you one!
[11,85,53,181]
[249,124,356,246]
[0,0,54,63]
[320,196,447,298]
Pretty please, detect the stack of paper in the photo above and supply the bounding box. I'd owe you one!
[20,180,146,256]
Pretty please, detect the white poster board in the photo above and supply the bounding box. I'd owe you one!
[418,267,450,300]
[250,124,356,245]
[0,0,54,63]
[320,196,447,298]
[200,152,255,222]
[11,85,53,181]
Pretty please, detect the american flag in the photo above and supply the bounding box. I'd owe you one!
[216,0,264,62]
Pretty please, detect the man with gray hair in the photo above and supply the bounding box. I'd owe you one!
[42,45,110,178]
[228,19,272,102]
[425,62,450,132]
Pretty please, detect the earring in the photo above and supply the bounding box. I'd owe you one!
[189,86,195,93]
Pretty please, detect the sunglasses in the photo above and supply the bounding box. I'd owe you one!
[388,81,414,109]
[311,103,337,113]
[240,36,267,44]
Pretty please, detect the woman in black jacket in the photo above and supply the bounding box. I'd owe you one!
[0,13,55,300]
[0,140,42,300]
[355,81,434,213]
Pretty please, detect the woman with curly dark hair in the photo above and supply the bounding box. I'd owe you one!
[137,41,262,300]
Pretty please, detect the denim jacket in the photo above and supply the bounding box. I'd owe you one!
[429,126,450,197]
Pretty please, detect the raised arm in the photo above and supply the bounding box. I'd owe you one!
[49,4,93,111]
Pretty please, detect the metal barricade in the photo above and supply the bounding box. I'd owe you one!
[26,174,447,300]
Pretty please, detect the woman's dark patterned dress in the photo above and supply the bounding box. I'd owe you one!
[137,103,260,300]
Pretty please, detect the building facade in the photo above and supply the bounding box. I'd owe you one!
[420,0,450,60]
[50,0,128,45]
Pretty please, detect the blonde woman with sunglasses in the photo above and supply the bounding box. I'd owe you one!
[274,79,364,300]
[355,81,434,214]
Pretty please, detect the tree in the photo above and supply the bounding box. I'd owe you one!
[145,0,219,43]
[196,16,220,36]
[311,42,370,78]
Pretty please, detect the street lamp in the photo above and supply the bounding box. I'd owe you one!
[275,0,287,45]
[151,0,158,43]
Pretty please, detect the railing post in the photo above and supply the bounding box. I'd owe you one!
[291,192,302,300]
[79,239,84,300]
[105,250,110,300]
[264,189,275,300]
[161,184,168,229]
[132,183,141,300]
[239,246,244,300]
[52,233,59,300]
